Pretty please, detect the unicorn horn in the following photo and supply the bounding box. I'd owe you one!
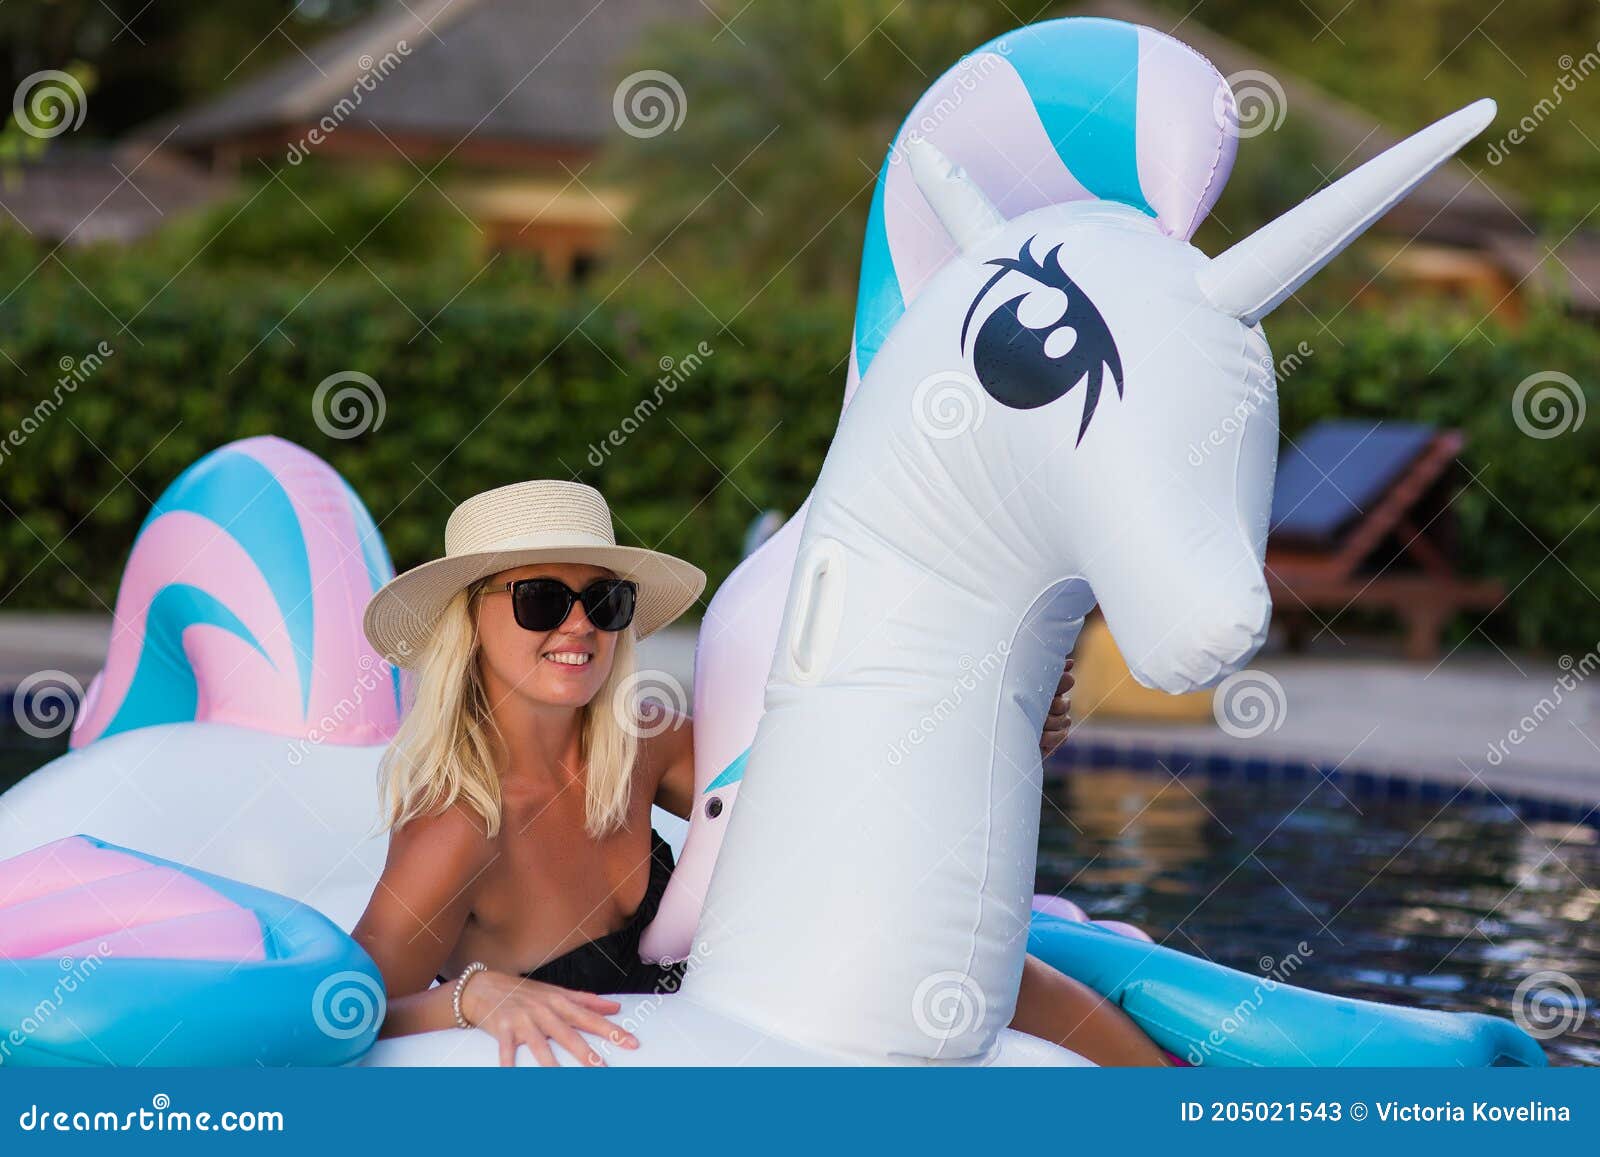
[1198,99,1496,324]
[906,136,1006,252]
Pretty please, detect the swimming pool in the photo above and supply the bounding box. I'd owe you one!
[1037,766,1600,1066]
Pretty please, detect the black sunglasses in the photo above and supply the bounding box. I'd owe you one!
[486,577,638,633]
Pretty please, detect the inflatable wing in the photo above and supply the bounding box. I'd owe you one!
[0,836,383,1067]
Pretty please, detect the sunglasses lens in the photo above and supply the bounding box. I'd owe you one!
[511,580,574,632]
[582,580,636,632]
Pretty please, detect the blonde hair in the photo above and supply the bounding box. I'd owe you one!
[378,583,640,839]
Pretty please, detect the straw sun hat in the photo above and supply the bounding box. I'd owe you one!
[363,480,705,667]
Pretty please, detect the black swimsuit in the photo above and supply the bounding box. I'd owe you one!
[519,830,686,996]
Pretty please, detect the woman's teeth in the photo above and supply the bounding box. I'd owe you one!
[543,652,591,667]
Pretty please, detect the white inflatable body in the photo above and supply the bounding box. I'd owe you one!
[0,16,1495,1067]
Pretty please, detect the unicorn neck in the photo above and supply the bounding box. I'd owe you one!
[683,465,1089,1061]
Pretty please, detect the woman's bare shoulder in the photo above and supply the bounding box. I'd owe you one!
[385,801,497,881]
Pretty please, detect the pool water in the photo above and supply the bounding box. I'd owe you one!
[0,733,66,796]
[1037,768,1600,1066]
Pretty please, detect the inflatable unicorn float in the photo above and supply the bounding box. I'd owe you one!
[0,17,1543,1067]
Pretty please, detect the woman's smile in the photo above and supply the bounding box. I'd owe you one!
[541,648,593,668]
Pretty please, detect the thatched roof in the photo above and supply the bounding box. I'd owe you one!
[148,0,701,154]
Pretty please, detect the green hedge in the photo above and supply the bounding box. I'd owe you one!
[0,261,848,616]
[2,258,1597,652]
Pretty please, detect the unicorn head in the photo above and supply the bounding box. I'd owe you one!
[897,99,1495,692]
[686,100,1495,1062]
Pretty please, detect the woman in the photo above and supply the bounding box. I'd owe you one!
[355,480,1166,1067]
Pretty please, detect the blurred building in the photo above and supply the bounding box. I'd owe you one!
[4,0,1597,312]
[3,0,698,278]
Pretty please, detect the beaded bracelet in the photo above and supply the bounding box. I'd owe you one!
[452,961,488,1029]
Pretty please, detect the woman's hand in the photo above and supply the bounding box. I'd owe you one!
[1040,658,1074,758]
[462,969,639,1067]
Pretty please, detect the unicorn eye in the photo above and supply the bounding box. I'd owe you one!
[961,236,1125,443]
[1043,326,1078,359]
[705,796,724,819]
[1016,287,1068,329]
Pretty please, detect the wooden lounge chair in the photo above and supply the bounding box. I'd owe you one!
[1267,420,1503,660]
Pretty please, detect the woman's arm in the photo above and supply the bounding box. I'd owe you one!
[1041,658,1074,756]
[647,706,696,819]
[353,804,491,1036]
[353,803,640,1064]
